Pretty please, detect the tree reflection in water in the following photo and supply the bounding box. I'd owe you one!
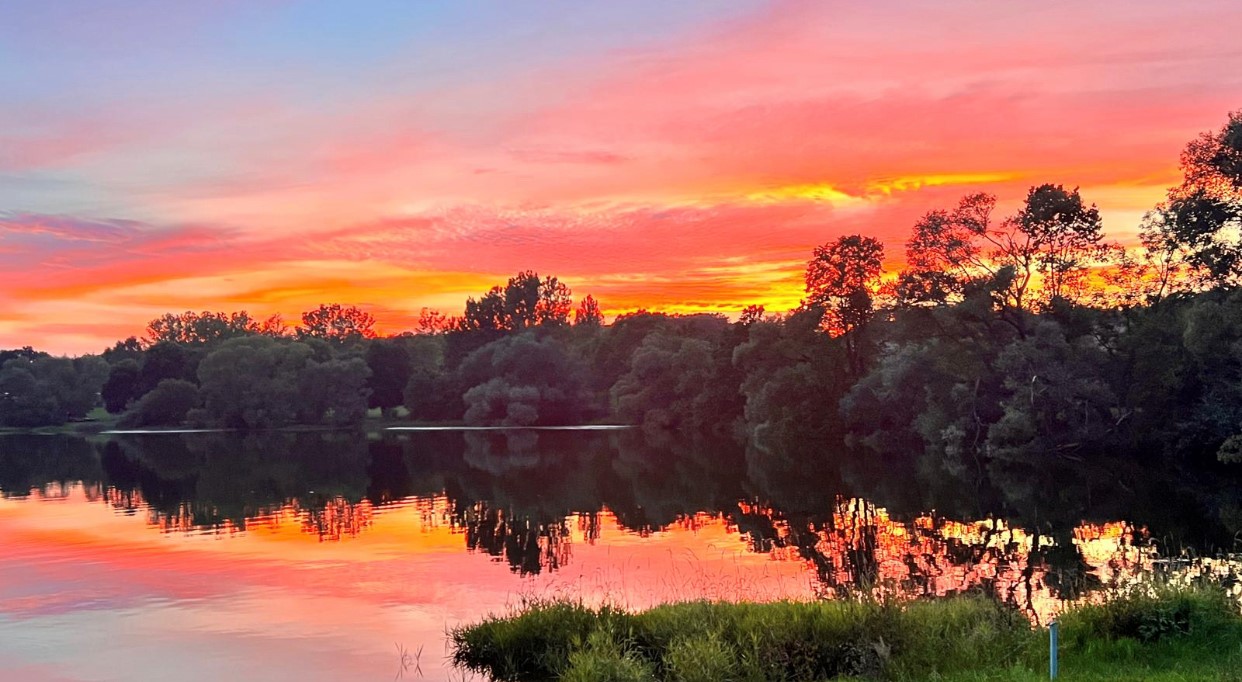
[0,429,1238,617]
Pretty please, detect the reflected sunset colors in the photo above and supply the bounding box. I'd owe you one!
[2,430,1238,680]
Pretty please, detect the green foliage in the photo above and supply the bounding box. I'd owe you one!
[452,588,1242,682]
[611,332,715,430]
[0,361,62,426]
[451,600,634,681]
[563,631,657,682]
[102,359,141,413]
[1059,583,1239,645]
[458,333,587,426]
[450,597,1019,681]
[196,337,311,428]
[297,357,372,426]
[0,354,109,427]
[118,379,200,428]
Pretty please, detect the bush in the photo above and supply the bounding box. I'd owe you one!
[1059,582,1239,644]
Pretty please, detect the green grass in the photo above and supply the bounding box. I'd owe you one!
[450,584,1242,681]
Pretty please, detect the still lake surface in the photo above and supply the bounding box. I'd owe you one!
[1,429,1239,681]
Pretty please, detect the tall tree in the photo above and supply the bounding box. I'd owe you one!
[804,235,884,374]
[1153,110,1242,286]
[1011,184,1106,305]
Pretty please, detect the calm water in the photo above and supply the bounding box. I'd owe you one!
[1,430,1239,681]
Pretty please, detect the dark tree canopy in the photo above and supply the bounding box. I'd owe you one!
[364,340,412,411]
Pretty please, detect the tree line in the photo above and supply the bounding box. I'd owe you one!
[2,110,1241,479]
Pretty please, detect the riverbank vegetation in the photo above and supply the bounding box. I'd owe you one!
[450,584,1242,681]
[1,111,1240,488]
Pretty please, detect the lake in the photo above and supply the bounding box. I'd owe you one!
[1,429,1239,681]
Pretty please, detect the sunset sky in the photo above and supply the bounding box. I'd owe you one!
[3,1,1240,354]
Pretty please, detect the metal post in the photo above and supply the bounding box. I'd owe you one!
[1049,620,1059,680]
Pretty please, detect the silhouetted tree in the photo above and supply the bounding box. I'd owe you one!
[416,307,453,335]
[460,272,574,331]
[1150,111,1242,286]
[1012,184,1106,305]
[102,337,143,364]
[738,304,766,326]
[574,294,604,327]
[145,311,260,345]
[804,234,884,374]
[297,304,376,342]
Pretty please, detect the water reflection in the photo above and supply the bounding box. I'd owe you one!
[1,429,1240,620]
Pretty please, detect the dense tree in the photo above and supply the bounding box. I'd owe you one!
[118,379,200,428]
[145,311,262,345]
[458,334,586,426]
[364,340,411,412]
[196,337,311,428]
[461,288,509,332]
[460,272,576,331]
[102,337,143,364]
[736,307,849,453]
[138,342,196,395]
[0,360,61,426]
[101,359,141,413]
[297,357,372,426]
[297,304,376,342]
[0,354,108,426]
[611,332,715,430]
[0,347,48,365]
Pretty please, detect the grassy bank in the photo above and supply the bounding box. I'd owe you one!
[450,584,1242,681]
